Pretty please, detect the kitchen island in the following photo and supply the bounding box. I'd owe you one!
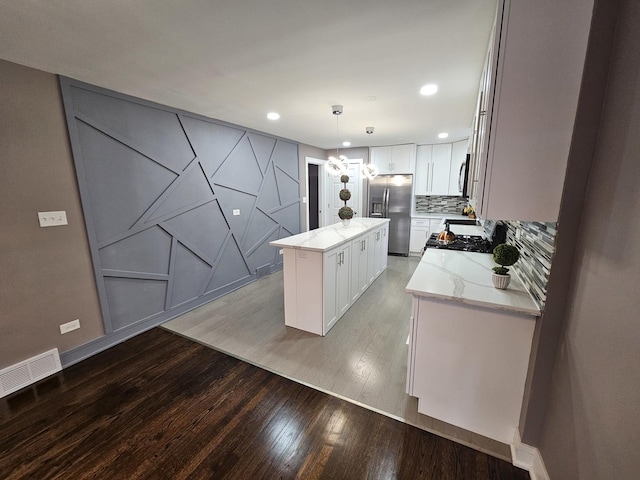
[405,245,540,444]
[271,218,390,336]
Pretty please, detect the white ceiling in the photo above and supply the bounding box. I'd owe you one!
[0,0,497,149]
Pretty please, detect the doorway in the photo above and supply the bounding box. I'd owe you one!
[325,159,363,226]
[305,157,325,231]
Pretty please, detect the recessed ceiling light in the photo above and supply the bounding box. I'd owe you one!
[438,132,449,139]
[266,112,280,120]
[342,141,351,147]
[365,96,377,101]
[420,84,438,96]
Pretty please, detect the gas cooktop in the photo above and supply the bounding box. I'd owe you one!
[425,233,493,253]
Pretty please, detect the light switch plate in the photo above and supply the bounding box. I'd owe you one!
[232,209,240,216]
[38,211,68,227]
[60,319,80,334]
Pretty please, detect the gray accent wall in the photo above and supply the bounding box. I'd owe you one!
[60,79,300,341]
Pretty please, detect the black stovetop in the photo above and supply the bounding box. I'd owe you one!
[425,233,493,253]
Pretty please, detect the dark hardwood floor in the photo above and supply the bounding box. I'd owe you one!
[0,329,529,479]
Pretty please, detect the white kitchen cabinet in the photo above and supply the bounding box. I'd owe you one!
[449,140,468,195]
[350,235,370,304]
[379,222,389,271]
[415,142,467,196]
[410,218,443,255]
[271,218,390,336]
[371,144,416,174]
[372,227,384,280]
[470,0,592,221]
[324,244,351,333]
[430,144,452,195]
[409,218,429,255]
[407,295,536,443]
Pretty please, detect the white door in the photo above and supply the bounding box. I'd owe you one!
[325,160,363,226]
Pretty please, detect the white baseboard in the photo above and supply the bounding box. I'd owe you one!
[511,429,550,480]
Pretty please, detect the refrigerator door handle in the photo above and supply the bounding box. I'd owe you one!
[383,187,389,218]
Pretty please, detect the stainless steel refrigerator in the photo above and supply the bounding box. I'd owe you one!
[368,174,412,255]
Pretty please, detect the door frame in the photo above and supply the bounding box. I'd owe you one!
[305,156,326,231]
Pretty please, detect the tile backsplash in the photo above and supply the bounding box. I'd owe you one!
[504,221,557,310]
[415,195,468,214]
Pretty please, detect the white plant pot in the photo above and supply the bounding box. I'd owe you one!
[492,273,511,290]
[341,218,351,226]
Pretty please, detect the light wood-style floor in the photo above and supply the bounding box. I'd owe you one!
[163,255,512,461]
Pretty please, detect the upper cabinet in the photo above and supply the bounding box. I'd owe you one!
[415,140,468,196]
[370,144,416,175]
[469,0,593,222]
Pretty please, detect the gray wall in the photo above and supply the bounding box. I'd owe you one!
[0,60,104,368]
[525,0,640,477]
[60,79,300,359]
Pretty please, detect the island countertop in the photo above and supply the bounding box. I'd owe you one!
[405,248,541,316]
[270,218,390,252]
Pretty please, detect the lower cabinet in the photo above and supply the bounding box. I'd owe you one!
[350,235,369,304]
[406,295,536,443]
[324,244,351,333]
[280,222,389,336]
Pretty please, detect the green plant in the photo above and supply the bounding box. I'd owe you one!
[492,243,520,275]
[339,188,351,201]
[338,206,354,220]
[338,175,354,221]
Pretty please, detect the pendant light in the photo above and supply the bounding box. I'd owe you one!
[326,105,349,176]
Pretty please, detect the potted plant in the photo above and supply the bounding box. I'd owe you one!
[491,243,520,289]
[338,175,354,225]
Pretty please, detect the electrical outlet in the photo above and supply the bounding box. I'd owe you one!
[38,211,68,227]
[60,319,80,334]
[232,209,240,216]
[279,249,283,255]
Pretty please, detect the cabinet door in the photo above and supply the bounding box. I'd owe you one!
[414,145,432,195]
[410,226,428,254]
[370,146,393,174]
[373,228,383,278]
[350,238,363,304]
[359,236,370,294]
[431,144,452,195]
[323,248,339,332]
[449,140,468,196]
[379,223,388,271]
[367,231,377,284]
[391,144,417,174]
[336,244,351,319]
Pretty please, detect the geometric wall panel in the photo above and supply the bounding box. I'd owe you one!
[214,136,263,194]
[180,116,245,177]
[242,209,279,252]
[163,202,228,262]
[99,226,172,274]
[69,87,195,174]
[275,167,302,206]
[248,133,277,174]
[146,162,214,223]
[77,121,178,242]
[205,238,251,294]
[61,78,301,338]
[171,244,214,308]
[257,165,281,212]
[103,278,168,331]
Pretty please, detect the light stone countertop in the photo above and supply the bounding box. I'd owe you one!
[406,248,541,316]
[270,217,390,252]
